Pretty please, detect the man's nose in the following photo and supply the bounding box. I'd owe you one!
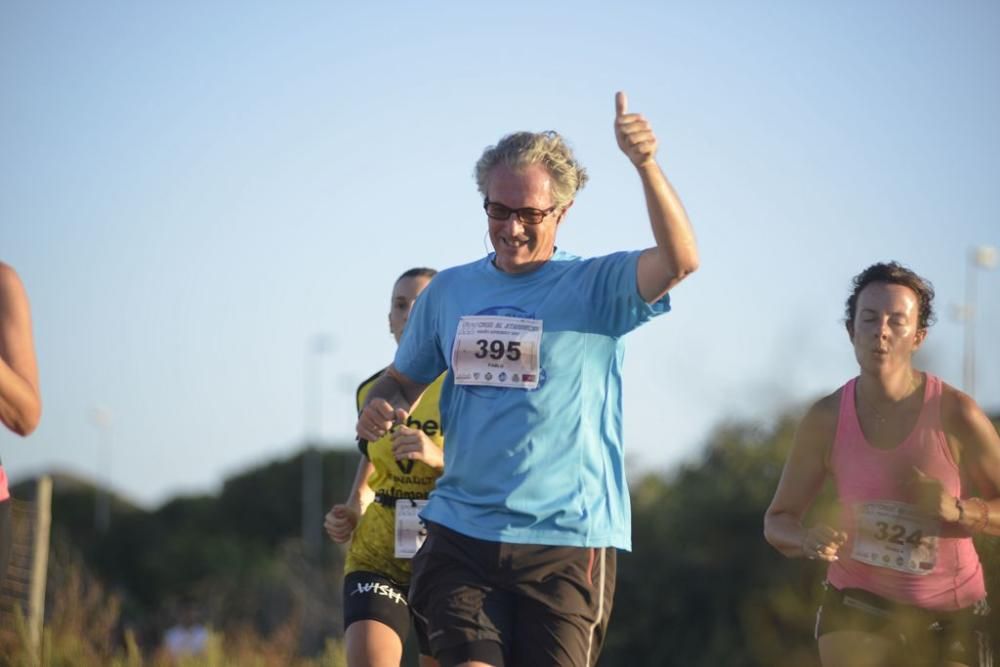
[503,213,526,233]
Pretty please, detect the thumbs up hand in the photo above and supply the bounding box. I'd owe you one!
[614,91,658,168]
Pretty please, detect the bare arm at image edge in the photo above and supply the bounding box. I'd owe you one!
[0,263,41,436]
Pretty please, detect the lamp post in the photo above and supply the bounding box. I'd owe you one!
[963,245,998,398]
[90,406,112,533]
[303,334,334,560]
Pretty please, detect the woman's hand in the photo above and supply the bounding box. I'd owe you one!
[391,426,443,471]
[324,502,361,543]
[910,467,961,522]
[801,524,848,562]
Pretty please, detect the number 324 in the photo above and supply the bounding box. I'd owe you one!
[875,521,924,547]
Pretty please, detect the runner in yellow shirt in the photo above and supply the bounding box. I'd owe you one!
[325,267,443,667]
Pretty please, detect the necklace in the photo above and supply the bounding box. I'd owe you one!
[868,403,886,424]
[859,373,919,429]
[868,402,888,426]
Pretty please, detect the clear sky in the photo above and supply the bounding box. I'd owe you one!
[2,1,998,507]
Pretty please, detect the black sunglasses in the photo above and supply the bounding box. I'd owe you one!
[483,199,558,225]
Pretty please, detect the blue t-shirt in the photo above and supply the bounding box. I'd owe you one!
[394,249,670,550]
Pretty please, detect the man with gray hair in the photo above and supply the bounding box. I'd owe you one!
[355,91,699,666]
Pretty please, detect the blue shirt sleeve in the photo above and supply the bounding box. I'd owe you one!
[578,250,671,337]
[394,281,447,384]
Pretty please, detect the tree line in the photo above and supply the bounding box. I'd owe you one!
[10,412,999,666]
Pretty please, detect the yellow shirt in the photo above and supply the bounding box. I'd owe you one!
[344,370,445,583]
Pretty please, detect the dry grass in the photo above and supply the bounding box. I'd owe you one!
[0,560,346,667]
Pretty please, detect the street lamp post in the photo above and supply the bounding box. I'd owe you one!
[303,334,334,560]
[963,245,998,398]
[90,407,112,533]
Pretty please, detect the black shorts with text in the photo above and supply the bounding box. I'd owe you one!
[343,570,431,656]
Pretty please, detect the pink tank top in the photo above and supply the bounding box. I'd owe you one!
[826,373,985,610]
[0,465,9,502]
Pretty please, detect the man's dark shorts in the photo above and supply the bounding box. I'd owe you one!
[408,521,616,667]
[343,570,431,656]
[816,583,994,667]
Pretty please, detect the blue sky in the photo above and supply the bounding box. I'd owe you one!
[2,1,998,507]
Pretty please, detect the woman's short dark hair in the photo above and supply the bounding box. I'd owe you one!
[396,267,437,283]
[844,261,936,332]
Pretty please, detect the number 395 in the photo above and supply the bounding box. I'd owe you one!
[474,339,521,361]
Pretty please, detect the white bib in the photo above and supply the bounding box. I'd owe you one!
[451,315,542,390]
[393,499,429,559]
[850,501,940,575]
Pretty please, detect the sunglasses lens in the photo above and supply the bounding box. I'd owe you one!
[520,210,544,224]
[485,203,512,220]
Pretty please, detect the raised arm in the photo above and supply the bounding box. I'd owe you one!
[355,365,430,443]
[0,263,41,436]
[614,91,700,304]
[764,393,846,561]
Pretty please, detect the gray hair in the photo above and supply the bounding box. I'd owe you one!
[474,131,588,208]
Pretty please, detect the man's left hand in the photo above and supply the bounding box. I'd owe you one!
[614,91,658,168]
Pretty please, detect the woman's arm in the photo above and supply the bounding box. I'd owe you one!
[324,457,376,544]
[942,386,1000,536]
[764,392,846,560]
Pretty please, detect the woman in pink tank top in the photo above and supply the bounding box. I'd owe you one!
[764,261,1000,667]
[0,262,42,585]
